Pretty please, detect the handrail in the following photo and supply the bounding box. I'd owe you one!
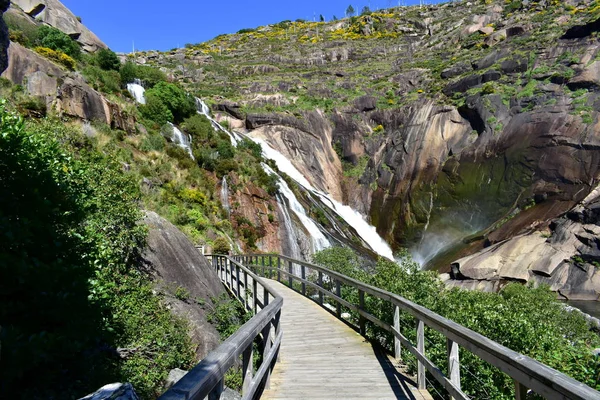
[235,253,600,400]
[159,255,283,400]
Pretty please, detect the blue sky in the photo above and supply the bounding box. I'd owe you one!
[61,0,440,53]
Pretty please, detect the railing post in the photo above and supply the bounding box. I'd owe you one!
[236,263,241,299]
[318,271,323,305]
[288,260,293,288]
[264,285,269,307]
[515,380,528,400]
[268,255,272,279]
[242,343,253,396]
[229,258,234,290]
[274,309,282,362]
[359,289,366,335]
[336,280,341,318]
[447,338,461,399]
[262,321,273,389]
[301,265,306,296]
[394,305,401,360]
[261,255,265,277]
[277,256,281,282]
[244,270,249,311]
[253,277,258,314]
[417,319,426,390]
[208,379,223,400]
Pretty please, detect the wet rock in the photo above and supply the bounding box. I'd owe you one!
[79,383,139,400]
[216,101,245,120]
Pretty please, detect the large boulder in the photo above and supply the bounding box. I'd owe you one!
[57,77,110,122]
[354,95,377,112]
[142,211,226,358]
[11,0,107,52]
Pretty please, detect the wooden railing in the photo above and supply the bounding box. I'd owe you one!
[159,255,282,400]
[234,254,600,400]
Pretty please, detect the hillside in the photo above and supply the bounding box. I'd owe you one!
[132,0,600,298]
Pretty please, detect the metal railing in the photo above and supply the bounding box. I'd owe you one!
[235,254,600,400]
[159,255,282,400]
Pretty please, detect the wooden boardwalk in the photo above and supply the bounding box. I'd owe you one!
[260,280,432,400]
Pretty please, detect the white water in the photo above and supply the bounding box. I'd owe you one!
[195,97,242,146]
[127,79,146,104]
[263,164,330,253]
[253,137,394,260]
[168,123,194,159]
[221,177,231,218]
[276,194,303,260]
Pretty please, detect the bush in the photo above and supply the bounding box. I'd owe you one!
[144,82,196,124]
[0,107,194,399]
[96,48,121,71]
[213,237,231,254]
[37,25,81,59]
[313,247,600,399]
[34,46,77,70]
[139,93,174,126]
[120,61,138,85]
[82,65,122,94]
[182,114,213,141]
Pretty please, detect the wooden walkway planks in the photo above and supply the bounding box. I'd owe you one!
[260,280,432,400]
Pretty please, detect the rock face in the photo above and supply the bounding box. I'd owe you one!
[11,0,107,52]
[2,42,136,132]
[449,188,600,300]
[142,211,226,358]
[249,110,344,201]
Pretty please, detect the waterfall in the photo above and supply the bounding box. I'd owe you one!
[263,164,331,253]
[253,137,394,261]
[167,123,194,159]
[195,97,242,146]
[221,177,231,218]
[276,194,303,260]
[127,79,146,104]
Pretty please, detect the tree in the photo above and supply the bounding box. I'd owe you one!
[119,61,137,85]
[37,25,81,59]
[213,237,231,254]
[333,15,338,21]
[96,48,121,71]
[346,5,355,17]
[361,6,371,15]
[143,82,196,124]
[139,93,173,126]
[319,14,325,22]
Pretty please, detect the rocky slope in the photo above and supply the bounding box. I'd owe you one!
[132,0,600,298]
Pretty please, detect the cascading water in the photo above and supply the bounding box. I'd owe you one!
[276,194,303,260]
[195,97,242,146]
[253,137,395,261]
[221,177,231,218]
[263,164,330,253]
[167,123,194,159]
[127,79,146,104]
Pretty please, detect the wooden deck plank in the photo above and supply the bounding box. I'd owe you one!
[260,280,432,400]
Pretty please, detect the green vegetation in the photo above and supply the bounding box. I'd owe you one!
[96,48,121,71]
[313,247,600,399]
[37,25,81,59]
[142,82,196,124]
[0,103,194,399]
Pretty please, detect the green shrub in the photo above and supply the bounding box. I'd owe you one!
[140,93,174,126]
[37,25,81,59]
[82,65,122,94]
[140,131,166,152]
[120,61,138,85]
[144,82,196,124]
[0,106,194,399]
[182,114,213,141]
[96,48,121,71]
[313,247,600,399]
[213,237,231,254]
